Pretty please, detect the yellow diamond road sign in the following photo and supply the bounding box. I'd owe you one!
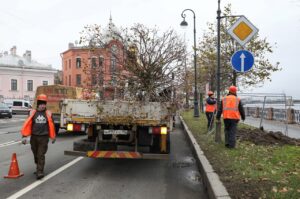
[227,16,258,47]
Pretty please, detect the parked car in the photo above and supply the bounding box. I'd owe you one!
[0,102,12,118]
[3,99,32,115]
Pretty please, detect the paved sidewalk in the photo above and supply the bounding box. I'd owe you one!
[242,117,300,139]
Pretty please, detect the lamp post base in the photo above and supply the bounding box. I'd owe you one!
[193,101,200,117]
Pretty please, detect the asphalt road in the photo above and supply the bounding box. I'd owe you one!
[0,117,208,199]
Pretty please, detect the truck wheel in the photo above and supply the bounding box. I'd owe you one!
[150,136,160,153]
[73,139,95,152]
[150,134,170,154]
[55,124,60,135]
[165,134,170,154]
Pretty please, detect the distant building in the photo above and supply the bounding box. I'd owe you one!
[61,16,127,100]
[54,70,63,85]
[0,46,57,100]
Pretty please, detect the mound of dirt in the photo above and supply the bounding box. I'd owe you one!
[237,128,300,146]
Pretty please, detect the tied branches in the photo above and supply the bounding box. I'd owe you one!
[77,23,186,102]
[121,24,186,101]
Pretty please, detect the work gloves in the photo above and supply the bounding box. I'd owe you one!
[21,137,29,145]
[21,137,56,144]
[51,138,56,144]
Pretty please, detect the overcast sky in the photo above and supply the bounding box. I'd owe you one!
[0,0,300,98]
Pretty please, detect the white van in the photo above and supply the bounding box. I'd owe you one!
[3,99,32,115]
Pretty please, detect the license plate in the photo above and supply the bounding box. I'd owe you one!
[103,130,128,135]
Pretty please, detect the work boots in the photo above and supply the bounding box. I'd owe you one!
[35,169,44,180]
[36,172,44,180]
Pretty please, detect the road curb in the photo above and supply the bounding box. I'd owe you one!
[179,116,231,199]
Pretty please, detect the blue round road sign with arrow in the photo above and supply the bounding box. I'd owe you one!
[231,50,254,72]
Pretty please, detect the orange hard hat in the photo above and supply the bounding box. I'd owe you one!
[37,94,47,102]
[208,91,214,96]
[229,86,237,94]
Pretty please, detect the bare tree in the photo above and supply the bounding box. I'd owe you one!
[121,24,186,101]
[77,23,186,102]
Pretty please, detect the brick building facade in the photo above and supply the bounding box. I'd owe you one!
[61,18,127,99]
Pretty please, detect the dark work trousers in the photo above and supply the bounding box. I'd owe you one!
[223,119,238,148]
[30,135,49,174]
[205,112,214,129]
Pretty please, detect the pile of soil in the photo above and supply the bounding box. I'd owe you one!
[237,128,300,146]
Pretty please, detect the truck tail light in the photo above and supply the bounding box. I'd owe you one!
[160,127,167,135]
[149,127,168,135]
[67,123,85,132]
[152,127,161,134]
[67,123,73,131]
[81,125,85,132]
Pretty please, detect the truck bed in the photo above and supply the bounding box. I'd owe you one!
[62,99,172,126]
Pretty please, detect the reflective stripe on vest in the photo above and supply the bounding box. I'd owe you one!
[45,110,56,139]
[222,95,241,119]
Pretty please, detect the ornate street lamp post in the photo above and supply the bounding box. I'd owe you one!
[180,9,199,117]
[215,0,222,142]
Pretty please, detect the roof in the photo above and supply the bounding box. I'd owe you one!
[0,54,55,71]
[102,15,122,43]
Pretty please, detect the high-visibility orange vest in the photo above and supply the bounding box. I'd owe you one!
[222,95,241,119]
[205,102,216,113]
[21,109,56,139]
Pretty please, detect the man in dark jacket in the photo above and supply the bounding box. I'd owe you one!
[216,86,245,148]
[205,91,217,130]
[21,94,56,179]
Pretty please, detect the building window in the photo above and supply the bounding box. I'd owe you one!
[111,76,116,85]
[69,59,71,69]
[110,57,116,72]
[76,74,81,86]
[111,44,118,55]
[76,57,81,68]
[11,79,17,91]
[27,80,33,91]
[65,77,67,85]
[13,101,22,106]
[99,57,104,67]
[92,75,97,86]
[92,57,97,68]
[65,60,67,71]
[69,75,71,86]
[43,81,48,86]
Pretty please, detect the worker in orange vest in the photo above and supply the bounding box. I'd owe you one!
[216,86,245,148]
[21,94,56,179]
[205,91,217,130]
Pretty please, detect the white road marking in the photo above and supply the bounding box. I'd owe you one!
[0,140,15,144]
[0,141,21,148]
[0,118,25,124]
[6,157,84,199]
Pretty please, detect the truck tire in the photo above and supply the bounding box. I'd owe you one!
[166,134,170,154]
[73,139,95,152]
[150,134,170,154]
[55,124,60,135]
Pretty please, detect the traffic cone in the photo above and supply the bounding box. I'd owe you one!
[4,153,24,179]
